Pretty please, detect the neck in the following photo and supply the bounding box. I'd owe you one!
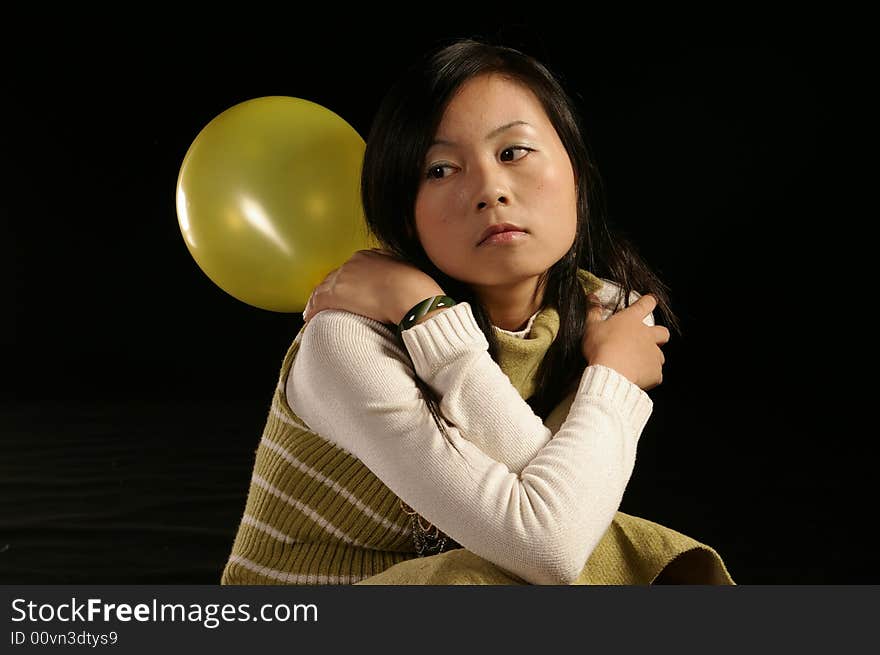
[472,275,546,331]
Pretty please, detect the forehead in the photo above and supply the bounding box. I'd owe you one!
[433,74,550,135]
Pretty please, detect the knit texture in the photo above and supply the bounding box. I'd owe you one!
[355,511,735,585]
[221,268,735,585]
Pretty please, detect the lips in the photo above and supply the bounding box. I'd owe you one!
[478,223,527,246]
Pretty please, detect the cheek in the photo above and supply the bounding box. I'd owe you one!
[416,193,456,238]
[414,191,442,230]
[541,164,578,216]
[413,209,448,261]
[537,168,578,242]
[539,162,575,199]
[413,196,430,242]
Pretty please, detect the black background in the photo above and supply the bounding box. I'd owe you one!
[1,18,868,584]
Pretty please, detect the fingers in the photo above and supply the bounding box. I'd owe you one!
[303,268,336,321]
[654,325,671,345]
[303,288,319,322]
[585,293,605,323]
[635,293,657,317]
[588,291,663,327]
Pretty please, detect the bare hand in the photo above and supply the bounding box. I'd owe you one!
[582,293,670,390]
[302,249,444,326]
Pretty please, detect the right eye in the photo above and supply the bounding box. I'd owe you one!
[425,164,452,181]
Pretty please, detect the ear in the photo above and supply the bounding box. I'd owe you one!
[405,221,415,239]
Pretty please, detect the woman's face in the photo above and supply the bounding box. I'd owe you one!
[414,73,578,292]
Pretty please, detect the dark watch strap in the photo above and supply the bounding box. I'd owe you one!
[397,295,457,335]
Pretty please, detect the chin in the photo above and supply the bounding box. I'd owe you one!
[464,265,550,286]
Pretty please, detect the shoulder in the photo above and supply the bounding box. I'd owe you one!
[304,309,399,343]
[594,278,655,326]
[285,310,416,428]
[593,277,642,305]
[297,309,411,368]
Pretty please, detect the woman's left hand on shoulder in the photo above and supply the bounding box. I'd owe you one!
[302,248,443,326]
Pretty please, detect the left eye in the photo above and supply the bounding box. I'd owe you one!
[500,146,532,161]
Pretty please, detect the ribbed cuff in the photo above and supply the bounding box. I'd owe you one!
[400,302,489,378]
[578,364,654,436]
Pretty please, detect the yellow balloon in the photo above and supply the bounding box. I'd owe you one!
[176,96,379,313]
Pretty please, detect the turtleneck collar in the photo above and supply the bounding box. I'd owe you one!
[494,310,541,338]
[491,268,604,400]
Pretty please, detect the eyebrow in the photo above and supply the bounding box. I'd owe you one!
[430,120,533,148]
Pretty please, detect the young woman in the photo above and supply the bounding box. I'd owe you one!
[221,37,735,585]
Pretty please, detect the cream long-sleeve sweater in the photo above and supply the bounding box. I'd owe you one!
[285,279,655,585]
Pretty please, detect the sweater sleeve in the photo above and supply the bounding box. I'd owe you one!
[401,298,655,474]
[286,309,653,585]
[400,302,549,474]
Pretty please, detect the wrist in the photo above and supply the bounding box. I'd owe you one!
[393,286,445,325]
[589,359,636,387]
[395,289,455,330]
[412,305,454,326]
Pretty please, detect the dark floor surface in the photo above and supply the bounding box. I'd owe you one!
[0,399,265,584]
[0,397,869,585]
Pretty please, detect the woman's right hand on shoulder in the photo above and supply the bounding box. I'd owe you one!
[581,293,670,391]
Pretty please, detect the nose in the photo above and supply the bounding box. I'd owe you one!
[468,155,511,212]
[474,169,510,211]
[477,193,509,211]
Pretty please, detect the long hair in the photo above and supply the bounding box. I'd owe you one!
[360,36,681,457]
